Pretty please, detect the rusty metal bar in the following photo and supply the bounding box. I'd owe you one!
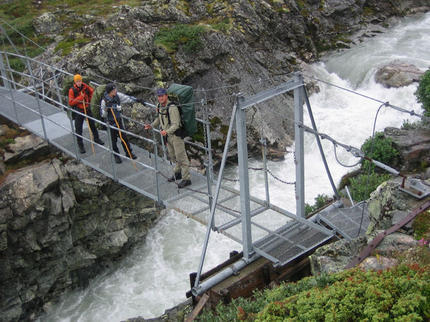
[345,200,430,269]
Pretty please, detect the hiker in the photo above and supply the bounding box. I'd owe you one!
[101,83,138,164]
[68,74,104,153]
[144,88,191,188]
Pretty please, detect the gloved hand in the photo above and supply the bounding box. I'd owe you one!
[116,105,122,112]
[77,94,85,102]
[137,98,146,106]
[102,109,108,118]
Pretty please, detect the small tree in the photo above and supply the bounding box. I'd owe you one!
[416,69,430,117]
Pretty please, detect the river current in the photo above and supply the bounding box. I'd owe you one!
[42,12,430,321]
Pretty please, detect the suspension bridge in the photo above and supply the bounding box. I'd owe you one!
[1,29,428,300]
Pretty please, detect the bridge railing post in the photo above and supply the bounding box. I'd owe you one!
[294,73,305,218]
[105,122,118,181]
[236,95,253,261]
[261,137,270,205]
[205,120,214,224]
[0,52,10,89]
[152,130,161,205]
[0,52,20,124]
[25,57,48,140]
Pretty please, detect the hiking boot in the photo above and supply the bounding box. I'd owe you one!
[178,180,191,189]
[114,155,122,164]
[78,144,86,154]
[168,172,182,182]
[127,152,137,160]
[94,138,104,145]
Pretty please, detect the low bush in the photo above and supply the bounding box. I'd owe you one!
[198,264,430,321]
[305,194,331,215]
[349,172,391,202]
[154,24,206,53]
[416,69,430,117]
[361,132,400,172]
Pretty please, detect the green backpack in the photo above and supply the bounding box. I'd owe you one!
[89,84,107,130]
[166,83,197,137]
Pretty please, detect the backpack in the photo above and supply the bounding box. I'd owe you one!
[166,83,197,138]
[89,84,107,130]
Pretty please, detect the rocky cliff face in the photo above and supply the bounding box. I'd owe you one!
[0,156,160,321]
[32,0,430,155]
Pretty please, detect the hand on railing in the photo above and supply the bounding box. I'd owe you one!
[144,124,151,130]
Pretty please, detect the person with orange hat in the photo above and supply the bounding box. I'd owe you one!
[68,74,104,154]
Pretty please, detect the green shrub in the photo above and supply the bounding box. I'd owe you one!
[416,69,430,117]
[199,264,430,321]
[349,172,390,201]
[305,194,331,215]
[154,24,206,53]
[349,173,391,202]
[412,210,430,240]
[361,132,400,172]
[256,264,430,321]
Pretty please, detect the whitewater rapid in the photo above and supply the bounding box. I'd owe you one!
[42,12,430,322]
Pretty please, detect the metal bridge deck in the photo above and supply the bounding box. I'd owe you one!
[0,86,370,268]
[0,87,208,203]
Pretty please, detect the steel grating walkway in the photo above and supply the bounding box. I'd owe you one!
[0,85,370,269]
[316,202,369,240]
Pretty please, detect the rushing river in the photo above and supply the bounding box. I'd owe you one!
[42,12,430,322]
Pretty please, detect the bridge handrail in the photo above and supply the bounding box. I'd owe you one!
[1,50,212,155]
[0,89,159,172]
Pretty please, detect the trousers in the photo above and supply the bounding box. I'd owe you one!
[74,109,100,146]
[108,119,133,155]
[167,134,190,180]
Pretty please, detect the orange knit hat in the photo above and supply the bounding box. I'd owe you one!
[73,74,82,83]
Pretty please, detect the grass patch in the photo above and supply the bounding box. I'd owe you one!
[154,24,206,54]
[55,37,91,56]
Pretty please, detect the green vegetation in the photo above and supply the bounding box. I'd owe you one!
[415,69,430,117]
[361,132,400,172]
[340,132,399,202]
[413,210,430,241]
[305,194,331,215]
[55,37,91,56]
[0,0,140,59]
[154,24,206,54]
[349,172,391,202]
[199,264,430,321]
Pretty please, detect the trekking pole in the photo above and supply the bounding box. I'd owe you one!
[110,108,138,171]
[83,99,96,155]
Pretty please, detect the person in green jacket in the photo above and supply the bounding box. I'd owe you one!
[145,88,191,188]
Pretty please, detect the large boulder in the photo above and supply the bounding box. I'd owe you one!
[33,12,64,37]
[4,134,52,165]
[384,127,430,172]
[375,61,424,88]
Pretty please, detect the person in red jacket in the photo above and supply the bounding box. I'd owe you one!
[68,74,104,153]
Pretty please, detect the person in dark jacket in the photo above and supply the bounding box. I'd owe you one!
[68,74,104,153]
[100,83,137,164]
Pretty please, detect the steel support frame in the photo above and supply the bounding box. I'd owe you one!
[236,95,253,261]
[294,74,305,218]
